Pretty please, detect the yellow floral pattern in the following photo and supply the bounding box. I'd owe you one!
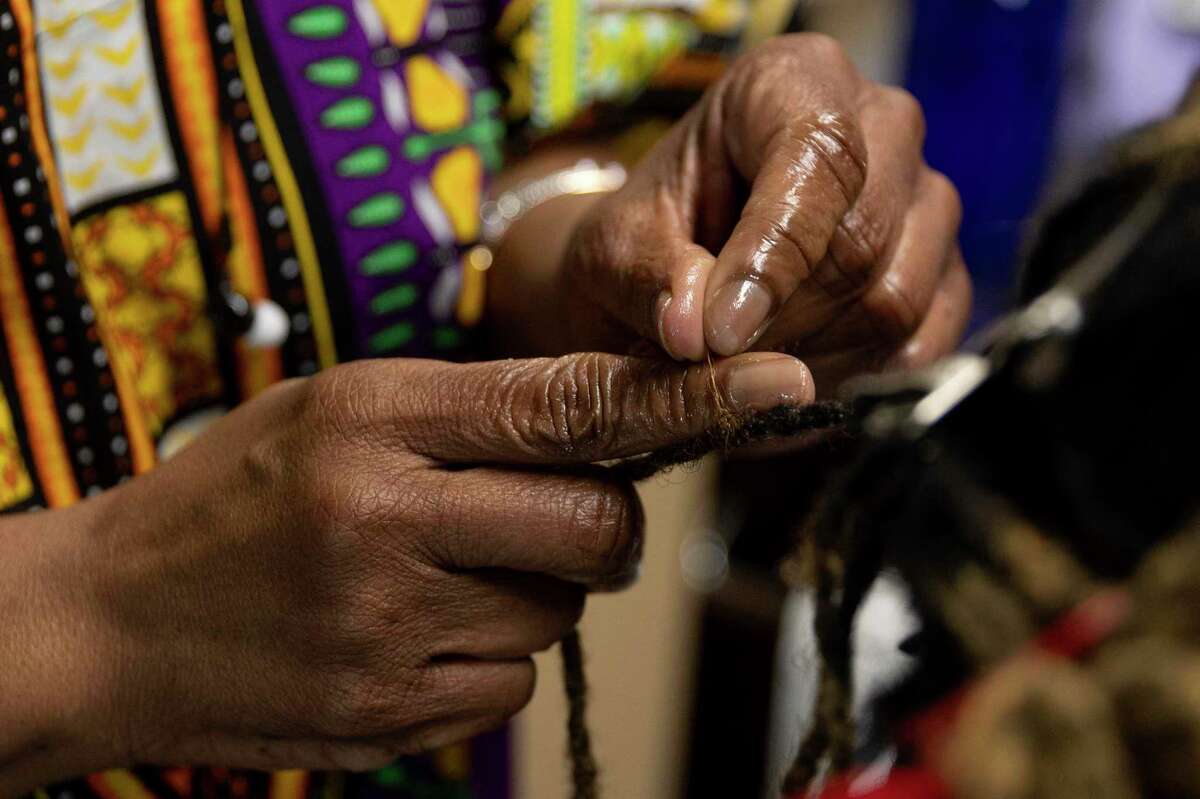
[72,192,222,438]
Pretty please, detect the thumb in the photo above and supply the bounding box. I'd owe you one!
[396,351,814,465]
[571,179,714,362]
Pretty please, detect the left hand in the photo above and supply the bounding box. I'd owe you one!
[563,34,971,391]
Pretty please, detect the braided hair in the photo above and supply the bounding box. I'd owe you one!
[776,83,1200,798]
[559,80,1200,799]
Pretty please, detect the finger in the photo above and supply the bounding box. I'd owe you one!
[164,711,515,773]
[803,86,928,305]
[887,254,973,370]
[431,570,586,659]
[280,710,517,766]
[390,351,815,464]
[341,660,534,749]
[703,103,868,356]
[784,254,970,387]
[330,657,537,740]
[422,657,538,722]
[422,468,643,585]
[159,735,404,774]
[388,711,512,758]
[849,168,962,344]
[756,166,960,354]
[571,155,716,362]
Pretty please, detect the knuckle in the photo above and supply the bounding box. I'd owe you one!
[240,428,291,499]
[826,212,889,290]
[927,170,964,230]
[512,355,622,459]
[305,461,371,533]
[742,211,817,287]
[303,366,364,435]
[766,33,852,73]
[570,481,641,576]
[799,32,851,67]
[864,271,923,342]
[304,362,419,453]
[300,362,388,453]
[782,113,869,207]
[883,86,927,145]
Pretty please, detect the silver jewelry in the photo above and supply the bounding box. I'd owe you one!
[480,158,627,245]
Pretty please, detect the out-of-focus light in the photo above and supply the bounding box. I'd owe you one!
[680,530,729,593]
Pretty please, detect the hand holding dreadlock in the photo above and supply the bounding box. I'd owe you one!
[0,349,815,796]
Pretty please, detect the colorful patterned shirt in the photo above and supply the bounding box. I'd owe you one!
[0,0,751,796]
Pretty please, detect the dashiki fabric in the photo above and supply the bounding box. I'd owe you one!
[0,0,751,796]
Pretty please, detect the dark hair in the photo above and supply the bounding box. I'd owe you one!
[778,88,1200,798]
[561,87,1200,799]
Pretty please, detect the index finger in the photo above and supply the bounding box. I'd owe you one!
[704,107,868,357]
[391,351,815,465]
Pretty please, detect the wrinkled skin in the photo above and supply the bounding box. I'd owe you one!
[0,351,811,793]
[566,34,971,391]
[0,33,972,794]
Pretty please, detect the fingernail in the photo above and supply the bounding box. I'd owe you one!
[707,279,774,356]
[725,354,813,411]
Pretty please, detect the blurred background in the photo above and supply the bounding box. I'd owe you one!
[513,1,1200,797]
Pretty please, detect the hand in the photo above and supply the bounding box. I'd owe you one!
[0,351,812,792]
[565,34,971,391]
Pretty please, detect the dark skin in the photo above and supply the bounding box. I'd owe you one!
[0,34,969,792]
[0,351,813,794]
[490,34,970,388]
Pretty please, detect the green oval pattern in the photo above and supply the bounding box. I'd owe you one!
[370,322,415,353]
[360,241,417,275]
[336,145,390,178]
[348,193,405,228]
[287,6,348,40]
[370,284,418,316]
[305,56,361,88]
[320,97,376,130]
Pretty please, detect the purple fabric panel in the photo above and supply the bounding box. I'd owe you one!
[252,0,495,356]
[254,0,424,356]
[248,3,509,795]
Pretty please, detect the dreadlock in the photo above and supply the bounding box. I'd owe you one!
[556,401,854,799]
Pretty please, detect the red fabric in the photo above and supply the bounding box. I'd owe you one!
[797,589,1132,799]
[903,588,1131,760]
[788,768,950,799]
[1032,589,1131,659]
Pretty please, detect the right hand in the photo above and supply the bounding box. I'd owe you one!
[561,35,969,391]
[11,350,812,787]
